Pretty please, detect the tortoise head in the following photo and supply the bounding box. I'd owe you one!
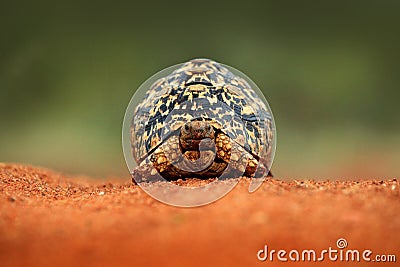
[179,120,215,151]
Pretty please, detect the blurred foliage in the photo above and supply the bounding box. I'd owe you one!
[0,0,399,178]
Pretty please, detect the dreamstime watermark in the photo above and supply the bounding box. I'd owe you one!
[257,238,396,263]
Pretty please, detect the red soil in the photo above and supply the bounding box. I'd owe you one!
[0,163,399,266]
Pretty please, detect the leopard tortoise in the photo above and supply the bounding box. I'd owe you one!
[130,59,275,182]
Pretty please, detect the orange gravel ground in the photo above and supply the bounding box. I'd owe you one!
[0,163,399,267]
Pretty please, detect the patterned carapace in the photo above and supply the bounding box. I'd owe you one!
[131,59,274,181]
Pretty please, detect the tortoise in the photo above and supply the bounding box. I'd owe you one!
[130,59,275,182]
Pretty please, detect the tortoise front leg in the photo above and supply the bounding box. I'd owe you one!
[132,135,216,182]
[213,132,271,178]
[131,135,185,183]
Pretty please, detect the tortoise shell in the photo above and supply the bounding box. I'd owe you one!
[131,59,274,167]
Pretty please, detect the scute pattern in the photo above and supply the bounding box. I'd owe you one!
[131,59,274,168]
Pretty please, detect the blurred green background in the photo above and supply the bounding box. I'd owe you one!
[1,0,399,179]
